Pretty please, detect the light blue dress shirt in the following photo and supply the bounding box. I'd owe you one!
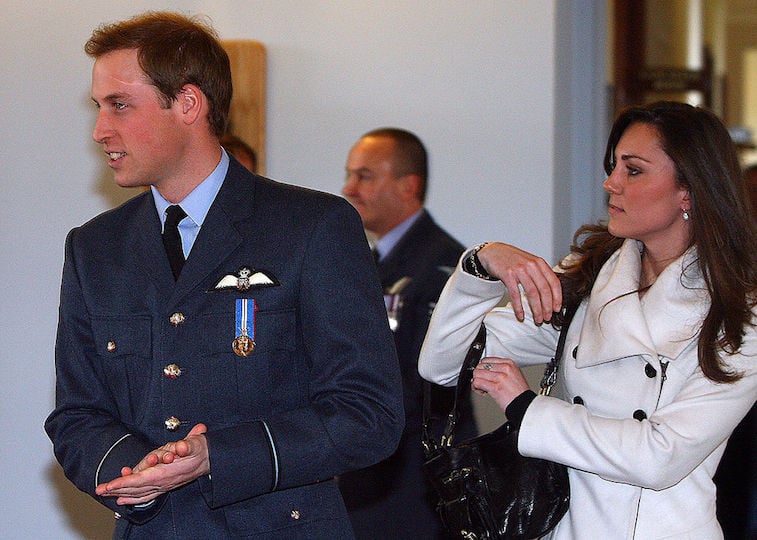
[152,149,230,258]
[372,209,423,262]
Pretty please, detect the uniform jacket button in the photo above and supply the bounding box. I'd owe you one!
[163,364,182,378]
[290,509,301,520]
[645,363,657,378]
[573,396,584,405]
[106,341,117,352]
[633,409,647,421]
[165,416,181,431]
[169,312,186,326]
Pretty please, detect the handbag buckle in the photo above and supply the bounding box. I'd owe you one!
[540,358,558,395]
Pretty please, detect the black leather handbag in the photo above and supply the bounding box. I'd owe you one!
[422,312,574,540]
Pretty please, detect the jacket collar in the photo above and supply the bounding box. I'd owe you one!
[575,239,709,367]
[168,161,257,301]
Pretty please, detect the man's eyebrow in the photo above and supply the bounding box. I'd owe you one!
[92,92,132,105]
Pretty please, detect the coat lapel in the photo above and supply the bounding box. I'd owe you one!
[576,239,708,367]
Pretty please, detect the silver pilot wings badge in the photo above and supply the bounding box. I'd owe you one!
[213,266,279,291]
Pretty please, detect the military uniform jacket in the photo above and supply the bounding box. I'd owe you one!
[377,210,463,423]
[339,210,470,538]
[420,239,757,539]
[45,160,404,539]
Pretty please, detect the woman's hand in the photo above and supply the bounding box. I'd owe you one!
[472,357,530,412]
[476,242,561,323]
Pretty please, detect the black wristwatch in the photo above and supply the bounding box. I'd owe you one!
[464,243,497,281]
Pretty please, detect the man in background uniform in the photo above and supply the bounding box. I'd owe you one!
[339,128,475,538]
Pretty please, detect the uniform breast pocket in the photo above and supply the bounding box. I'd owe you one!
[202,307,298,416]
[91,315,152,423]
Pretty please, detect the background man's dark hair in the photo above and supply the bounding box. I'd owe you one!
[364,127,428,202]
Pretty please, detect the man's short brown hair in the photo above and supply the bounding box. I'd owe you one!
[85,11,231,137]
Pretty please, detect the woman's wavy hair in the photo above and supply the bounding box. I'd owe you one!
[553,101,756,383]
[85,11,231,138]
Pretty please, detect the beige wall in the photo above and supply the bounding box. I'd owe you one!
[1,2,572,538]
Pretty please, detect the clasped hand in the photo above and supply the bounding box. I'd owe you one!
[95,423,211,506]
[472,358,530,411]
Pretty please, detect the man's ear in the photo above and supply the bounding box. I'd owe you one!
[400,173,422,201]
[177,84,204,125]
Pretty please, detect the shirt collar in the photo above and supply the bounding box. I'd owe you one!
[152,149,230,227]
[374,208,424,261]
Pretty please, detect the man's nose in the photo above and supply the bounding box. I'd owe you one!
[342,176,357,197]
[92,111,112,143]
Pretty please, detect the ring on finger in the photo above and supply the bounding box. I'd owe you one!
[483,362,493,371]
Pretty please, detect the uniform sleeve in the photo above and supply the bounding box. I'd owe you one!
[198,199,405,507]
[44,229,163,523]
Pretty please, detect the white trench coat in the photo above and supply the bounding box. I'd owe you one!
[419,240,757,539]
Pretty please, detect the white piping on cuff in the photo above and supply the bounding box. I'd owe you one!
[261,421,279,491]
[95,433,132,489]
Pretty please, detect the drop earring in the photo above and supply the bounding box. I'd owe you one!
[682,209,690,221]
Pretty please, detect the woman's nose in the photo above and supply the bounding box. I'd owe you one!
[603,170,621,194]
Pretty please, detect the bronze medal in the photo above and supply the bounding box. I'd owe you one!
[233,334,255,357]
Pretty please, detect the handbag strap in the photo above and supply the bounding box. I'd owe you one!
[423,304,577,451]
[422,323,486,452]
[539,302,577,397]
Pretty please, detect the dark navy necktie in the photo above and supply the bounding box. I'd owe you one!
[162,205,187,280]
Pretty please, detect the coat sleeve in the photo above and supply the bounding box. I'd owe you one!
[518,338,757,490]
[198,199,405,507]
[418,255,559,387]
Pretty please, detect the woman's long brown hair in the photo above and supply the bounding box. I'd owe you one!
[552,102,756,383]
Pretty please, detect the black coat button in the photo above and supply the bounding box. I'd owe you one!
[572,346,578,359]
[633,409,647,421]
[645,364,657,378]
[573,396,584,405]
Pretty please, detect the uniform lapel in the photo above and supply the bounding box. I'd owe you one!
[377,210,431,287]
[126,193,177,294]
[168,166,252,304]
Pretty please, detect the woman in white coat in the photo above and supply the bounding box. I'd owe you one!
[419,101,757,539]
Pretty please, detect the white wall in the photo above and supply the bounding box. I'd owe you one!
[1,2,606,538]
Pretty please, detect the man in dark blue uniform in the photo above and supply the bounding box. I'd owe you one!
[340,128,474,538]
[45,12,403,539]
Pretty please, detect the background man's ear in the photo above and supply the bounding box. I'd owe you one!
[402,174,422,200]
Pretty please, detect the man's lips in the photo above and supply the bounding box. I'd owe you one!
[106,151,127,161]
